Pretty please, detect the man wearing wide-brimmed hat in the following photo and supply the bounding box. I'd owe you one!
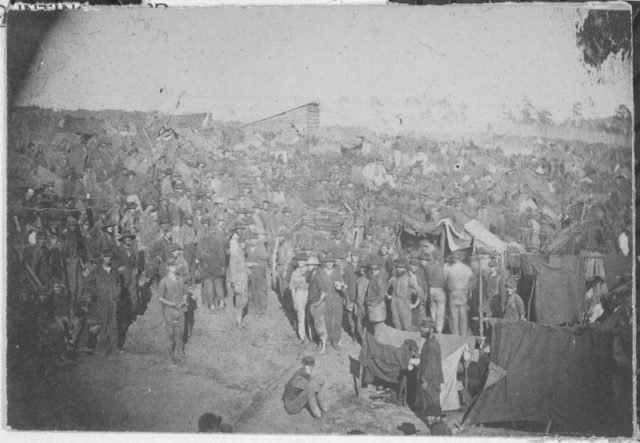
[83,246,120,355]
[387,257,422,331]
[308,251,345,353]
[415,318,444,424]
[196,217,227,312]
[502,278,525,321]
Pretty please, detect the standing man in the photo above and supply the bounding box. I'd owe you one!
[415,318,444,425]
[227,231,249,328]
[364,256,388,336]
[158,261,187,364]
[342,251,359,342]
[180,215,198,285]
[444,251,474,336]
[289,253,310,342]
[423,251,446,334]
[196,217,226,312]
[84,248,120,356]
[308,252,344,353]
[282,356,329,418]
[387,258,422,331]
[246,231,269,318]
[502,280,526,321]
[484,258,506,319]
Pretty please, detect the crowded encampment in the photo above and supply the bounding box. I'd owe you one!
[5,4,635,438]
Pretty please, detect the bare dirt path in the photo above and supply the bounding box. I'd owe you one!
[8,285,531,436]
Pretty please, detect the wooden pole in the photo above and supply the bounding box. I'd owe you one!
[477,245,484,338]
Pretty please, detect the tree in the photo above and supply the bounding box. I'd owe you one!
[576,10,631,69]
[520,96,536,124]
[572,102,583,122]
[611,104,632,136]
[536,110,553,126]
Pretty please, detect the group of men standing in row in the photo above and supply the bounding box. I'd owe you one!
[286,243,525,355]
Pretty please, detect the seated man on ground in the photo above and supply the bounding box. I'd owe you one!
[282,356,329,418]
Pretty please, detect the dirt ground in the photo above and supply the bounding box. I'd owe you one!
[7,284,538,436]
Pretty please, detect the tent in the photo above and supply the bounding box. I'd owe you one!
[463,320,631,437]
[361,323,477,412]
[400,214,507,255]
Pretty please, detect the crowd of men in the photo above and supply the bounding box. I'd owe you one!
[7,161,530,374]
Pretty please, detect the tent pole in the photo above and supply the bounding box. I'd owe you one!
[478,250,484,338]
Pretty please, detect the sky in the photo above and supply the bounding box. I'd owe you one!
[14,3,633,135]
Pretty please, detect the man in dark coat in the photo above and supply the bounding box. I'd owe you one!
[84,248,121,355]
[196,217,226,311]
[308,252,345,352]
[416,318,444,423]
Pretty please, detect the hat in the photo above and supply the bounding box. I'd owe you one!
[421,318,436,329]
[306,256,320,266]
[367,256,383,268]
[36,230,47,239]
[66,216,77,226]
[394,258,408,268]
[101,219,117,229]
[126,201,138,209]
[295,252,308,262]
[99,247,114,259]
[322,251,337,263]
[201,217,211,225]
[169,243,182,253]
[125,170,136,176]
[301,356,315,366]
[282,206,292,213]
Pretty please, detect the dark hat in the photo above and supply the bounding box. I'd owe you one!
[101,219,117,228]
[36,230,47,239]
[394,258,408,268]
[99,247,114,259]
[126,201,138,209]
[367,255,383,268]
[169,243,182,253]
[322,251,337,263]
[295,252,309,262]
[302,356,315,366]
[421,318,436,329]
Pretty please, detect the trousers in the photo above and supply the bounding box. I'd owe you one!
[429,287,447,333]
[292,289,308,340]
[283,381,328,417]
[163,307,185,359]
[391,297,414,331]
[449,301,468,336]
[325,294,343,346]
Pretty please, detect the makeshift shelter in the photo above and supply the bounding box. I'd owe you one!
[400,215,507,257]
[358,323,477,412]
[463,320,630,437]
